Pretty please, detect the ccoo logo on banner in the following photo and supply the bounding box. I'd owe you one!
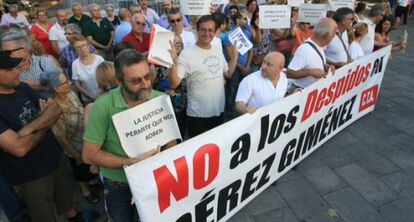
[124,45,391,222]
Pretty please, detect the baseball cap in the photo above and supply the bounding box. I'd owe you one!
[0,51,23,69]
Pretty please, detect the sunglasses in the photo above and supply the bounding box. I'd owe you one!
[2,47,24,55]
[169,18,182,23]
[124,73,153,84]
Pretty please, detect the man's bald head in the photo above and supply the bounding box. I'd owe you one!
[267,51,285,67]
[261,52,285,80]
[119,8,131,21]
[313,18,337,46]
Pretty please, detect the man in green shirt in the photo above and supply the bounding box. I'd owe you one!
[68,3,91,31]
[82,3,114,59]
[83,49,164,221]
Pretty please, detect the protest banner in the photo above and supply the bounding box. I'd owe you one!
[328,0,354,11]
[228,27,253,56]
[125,46,392,222]
[299,3,328,24]
[288,0,304,7]
[180,0,212,15]
[259,5,291,29]
[112,95,181,158]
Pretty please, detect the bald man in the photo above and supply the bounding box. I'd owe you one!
[287,18,337,90]
[235,52,288,114]
[49,9,70,56]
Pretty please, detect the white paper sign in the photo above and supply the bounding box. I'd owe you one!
[259,5,291,29]
[328,0,354,11]
[180,0,212,15]
[228,27,253,56]
[112,95,182,158]
[148,25,175,68]
[299,3,328,24]
[212,0,229,5]
[288,0,304,7]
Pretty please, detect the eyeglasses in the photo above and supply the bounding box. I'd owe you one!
[124,73,153,85]
[169,18,182,23]
[74,44,88,50]
[135,21,146,26]
[2,47,24,55]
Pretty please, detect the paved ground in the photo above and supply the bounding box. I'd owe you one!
[228,18,414,222]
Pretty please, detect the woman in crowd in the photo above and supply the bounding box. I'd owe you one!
[348,22,368,60]
[105,4,120,27]
[40,68,100,204]
[30,9,55,57]
[354,2,367,23]
[245,0,258,24]
[374,16,406,52]
[250,9,270,72]
[72,34,104,104]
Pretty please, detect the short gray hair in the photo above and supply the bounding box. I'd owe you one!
[39,68,65,97]
[314,19,336,38]
[65,23,82,35]
[132,13,146,22]
[1,29,32,52]
[104,4,115,11]
[71,2,81,8]
[369,4,385,17]
[88,3,100,11]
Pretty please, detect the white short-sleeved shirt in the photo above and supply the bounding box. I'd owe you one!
[349,41,365,60]
[180,31,196,49]
[325,31,349,63]
[288,39,326,88]
[177,44,229,117]
[398,0,409,7]
[0,13,29,27]
[360,18,376,54]
[236,70,288,109]
[211,36,223,50]
[49,23,69,49]
[72,55,104,102]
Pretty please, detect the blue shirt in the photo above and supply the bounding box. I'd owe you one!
[223,27,253,67]
[114,21,132,44]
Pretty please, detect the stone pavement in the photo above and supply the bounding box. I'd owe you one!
[227,19,414,222]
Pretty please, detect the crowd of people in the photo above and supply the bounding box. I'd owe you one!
[0,0,410,221]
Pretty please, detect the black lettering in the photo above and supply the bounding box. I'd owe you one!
[217,180,241,221]
[176,213,192,222]
[257,153,276,190]
[241,165,260,202]
[195,190,215,222]
[346,96,356,122]
[303,119,323,152]
[284,105,299,133]
[338,100,350,127]
[257,115,269,152]
[230,134,251,169]
[268,114,286,144]
[319,107,333,142]
[328,105,342,134]
[278,139,296,172]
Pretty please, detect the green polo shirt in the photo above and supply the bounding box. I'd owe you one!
[82,17,114,47]
[68,14,91,31]
[84,87,164,183]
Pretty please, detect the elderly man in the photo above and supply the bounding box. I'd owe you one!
[114,8,132,44]
[169,15,238,138]
[0,4,29,29]
[360,4,385,54]
[49,9,70,56]
[83,3,115,58]
[325,7,354,69]
[157,0,191,30]
[167,8,196,48]
[68,3,91,30]
[286,18,337,90]
[0,52,85,222]
[122,14,150,54]
[1,29,57,92]
[138,0,159,27]
[235,52,288,114]
[59,23,95,79]
[83,49,167,222]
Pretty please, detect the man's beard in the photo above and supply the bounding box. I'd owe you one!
[121,82,151,102]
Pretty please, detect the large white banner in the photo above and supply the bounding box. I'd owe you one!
[125,46,392,222]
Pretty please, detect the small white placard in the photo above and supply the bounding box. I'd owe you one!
[288,0,304,7]
[180,0,212,15]
[228,27,253,56]
[259,5,292,29]
[328,0,354,11]
[212,0,229,5]
[112,95,182,158]
[299,3,328,24]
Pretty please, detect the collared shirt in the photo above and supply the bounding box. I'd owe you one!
[325,31,349,64]
[361,17,376,54]
[122,32,150,53]
[83,18,114,46]
[83,87,164,183]
[49,22,70,49]
[60,44,95,79]
[68,14,91,31]
[236,70,288,109]
[0,13,29,28]
[114,21,132,44]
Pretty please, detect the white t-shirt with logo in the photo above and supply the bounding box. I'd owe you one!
[236,70,288,109]
[72,55,104,103]
[177,44,229,117]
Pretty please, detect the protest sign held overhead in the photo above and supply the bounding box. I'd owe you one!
[112,95,182,158]
[299,3,328,24]
[288,0,304,7]
[180,0,212,15]
[212,0,229,5]
[228,27,253,56]
[125,46,392,222]
[259,5,291,29]
[148,24,175,68]
[328,0,355,11]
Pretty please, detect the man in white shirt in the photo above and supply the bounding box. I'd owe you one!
[138,0,159,26]
[360,4,385,54]
[0,4,29,29]
[326,7,354,69]
[235,52,288,114]
[169,15,238,138]
[167,8,196,49]
[287,18,337,89]
[49,10,70,56]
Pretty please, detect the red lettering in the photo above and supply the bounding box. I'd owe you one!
[325,82,336,105]
[193,144,220,190]
[315,88,327,113]
[359,85,379,112]
[301,89,318,122]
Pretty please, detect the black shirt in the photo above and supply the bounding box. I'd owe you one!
[0,83,61,185]
[68,14,92,31]
[83,17,114,47]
